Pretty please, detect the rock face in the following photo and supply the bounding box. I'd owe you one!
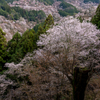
[0,16,35,41]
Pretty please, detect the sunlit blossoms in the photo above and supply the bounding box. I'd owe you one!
[36,16,100,67]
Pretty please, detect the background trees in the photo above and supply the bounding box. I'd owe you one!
[84,0,100,3]
[58,2,79,17]
[7,14,54,63]
[91,4,100,29]
[0,1,46,22]
[38,0,54,5]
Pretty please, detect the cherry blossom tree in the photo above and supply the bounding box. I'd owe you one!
[35,16,100,100]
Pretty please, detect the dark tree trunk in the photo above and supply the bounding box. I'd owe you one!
[73,67,91,100]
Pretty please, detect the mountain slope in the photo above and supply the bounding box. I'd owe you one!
[0,1,46,21]
[0,0,97,42]
[0,16,35,41]
[1,16,100,100]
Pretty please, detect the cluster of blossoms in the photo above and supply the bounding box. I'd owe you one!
[36,16,100,67]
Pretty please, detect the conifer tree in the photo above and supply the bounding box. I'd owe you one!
[22,30,36,54]
[7,32,22,63]
[12,32,21,43]
[8,32,21,55]
[0,28,7,70]
[91,4,100,28]
[43,14,54,30]
[37,26,44,35]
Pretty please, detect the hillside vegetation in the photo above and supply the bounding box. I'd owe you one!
[1,1,100,100]
[0,0,46,22]
[5,0,18,3]
[0,14,54,70]
[1,15,100,100]
[6,14,54,64]
[37,0,64,5]
[58,1,79,16]
[84,0,100,3]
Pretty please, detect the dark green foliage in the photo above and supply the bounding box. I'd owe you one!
[34,14,54,33]
[38,0,54,5]
[58,2,79,17]
[7,15,54,63]
[59,1,73,9]
[91,4,100,29]
[77,16,83,23]
[33,22,44,33]
[8,32,21,54]
[7,30,37,63]
[21,30,37,53]
[5,0,19,3]
[7,32,22,63]
[57,0,64,1]
[43,14,54,30]
[12,7,46,21]
[0,1,46,22]
[0,28,8,70]
[0,0,7,4]
[58,10,68,16]
[37,26,44,35]
[7,29,39,63]
[84,0,100,3]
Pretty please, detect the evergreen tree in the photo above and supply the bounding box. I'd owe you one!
[37,26,44,35]
[91,4,100,29]
[7,32,22,63]
[43,14,54,30]
[22,30,36,54]
[7,15,55,64]
[0,28,7,70]
[8,32,21,55]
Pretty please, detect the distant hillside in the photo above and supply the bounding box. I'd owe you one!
[4,0,100,4]
[37,0,100,4]
[84,0,100,3]
[0,0,46,22]
[5,0,18,3]
[35,0,64,5]
[58,1,79,17]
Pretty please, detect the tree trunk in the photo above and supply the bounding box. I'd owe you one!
[73,67,91,100]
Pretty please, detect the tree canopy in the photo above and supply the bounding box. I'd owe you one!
[58,2,79,17]
[7,14,54,63]
[0,28,7,70]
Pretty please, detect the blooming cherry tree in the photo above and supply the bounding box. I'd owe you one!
[37,16,100,67]
[35,17,100,100]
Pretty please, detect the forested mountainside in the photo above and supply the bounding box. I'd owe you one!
[84,0,100,3]
[0,0,46,21]
[1,7,100,99]
[1,0,100,100]
[0,0,80,41]
[5,0,100,4]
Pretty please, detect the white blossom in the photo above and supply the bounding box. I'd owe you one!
[36,16,100,67]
